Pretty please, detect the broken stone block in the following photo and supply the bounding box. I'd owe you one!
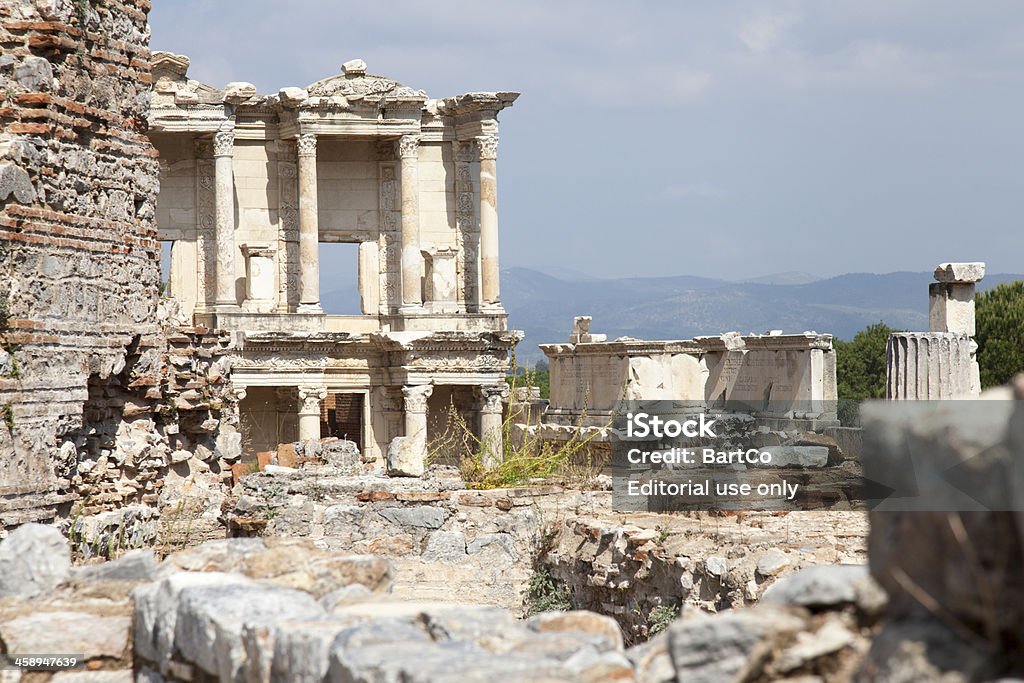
[0,161,36,204]
[386,435,425,477]
[174,581,324,680]
[667,606,805,683]
[342,58,367,75]
[1,611,130,660]
[0,523,71,598]
[278,86,309,106]
[223,81,257,103]
[378,505,446,529]
[14,55,52,91]
[755,549,791,578]
[933,262,985,284]
[527,611,625,652]
[760,564,871,609]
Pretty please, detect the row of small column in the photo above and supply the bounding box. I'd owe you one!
[293,383,507,472]
[207,126,502,313]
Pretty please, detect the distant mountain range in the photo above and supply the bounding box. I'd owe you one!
[321,268,1024,365]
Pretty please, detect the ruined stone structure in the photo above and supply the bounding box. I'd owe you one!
[540,321,838,428]
[0,0,241,530]
[148,54,520,475]
[886,262,984,399]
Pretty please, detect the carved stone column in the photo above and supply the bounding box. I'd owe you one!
[296,133,322,312]
[477,384,508,469]
[477,134,501,310]
[886,333,974,399]
[297,385,327,442]
[397,134,423,311]
[240,242,277,312]
[213,126,238,310]
[386,384,432,477]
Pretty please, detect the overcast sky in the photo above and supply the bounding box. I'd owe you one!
[150,1,1024,280]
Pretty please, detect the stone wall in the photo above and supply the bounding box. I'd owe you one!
[0,0,238,530]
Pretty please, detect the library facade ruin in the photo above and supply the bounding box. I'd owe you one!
[149,54,520,474]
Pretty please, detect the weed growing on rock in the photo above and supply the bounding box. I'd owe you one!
[647,602,680,637]
[525,565,573,616]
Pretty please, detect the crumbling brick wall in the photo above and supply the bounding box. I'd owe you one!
[0,0,238,532]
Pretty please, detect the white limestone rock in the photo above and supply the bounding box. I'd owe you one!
[223,81,257,103]
[934,262,985,284]
[173,581,324,680]
[0,522,71,598]
[1,611,130,659]
[667,606,805,683]
[755,549,791,578]
[342,58,367,75]
[386,435,425,477]
[278,86,309,106]
[761,564,869,609]
[0,161,37,204]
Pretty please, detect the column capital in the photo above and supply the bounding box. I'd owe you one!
[396,134,421,159]
[297,385,328,415]
[213,128,235,157]
[297,133,318,157]
[476,134,499,161]
[477,383,509,413]
[401,384,433,413]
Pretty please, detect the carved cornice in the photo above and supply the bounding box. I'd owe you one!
[396,134,420,160]
[297,133,318,157]
[476,135,498,161]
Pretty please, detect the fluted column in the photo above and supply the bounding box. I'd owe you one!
[397,134,423,310]
[886,332,974,399]
[296,133,322,312]
[213,126,238,309]
[477,384,508,469]
[297,385,327,442]
[477,134,501,309]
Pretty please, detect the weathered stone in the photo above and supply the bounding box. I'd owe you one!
[933,262,985,284]
[424,530,468,561]
[378,505,447,529]
[278,86,309,106]
[73,549,159,583]
[173,581,324,679]
[387,436,426,478]
[527,611,625,652]
[0,523,71,598]
[224,81,257,103]
[667,606,805,683]
[14,55,53,91]
[761,564,869,609]
[704,556,728,579]
[1,611,130,659]
[774,617,857,673]
[0,162,36,204]
[755,549,791,578]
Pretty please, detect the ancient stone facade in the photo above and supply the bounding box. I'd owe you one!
[540,321,838,427]
[0,0,239,529]
[149,54,520,475]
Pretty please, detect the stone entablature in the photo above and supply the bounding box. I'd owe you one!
[541,326,837,426]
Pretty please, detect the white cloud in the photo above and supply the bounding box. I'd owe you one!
[738,12,800,53]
